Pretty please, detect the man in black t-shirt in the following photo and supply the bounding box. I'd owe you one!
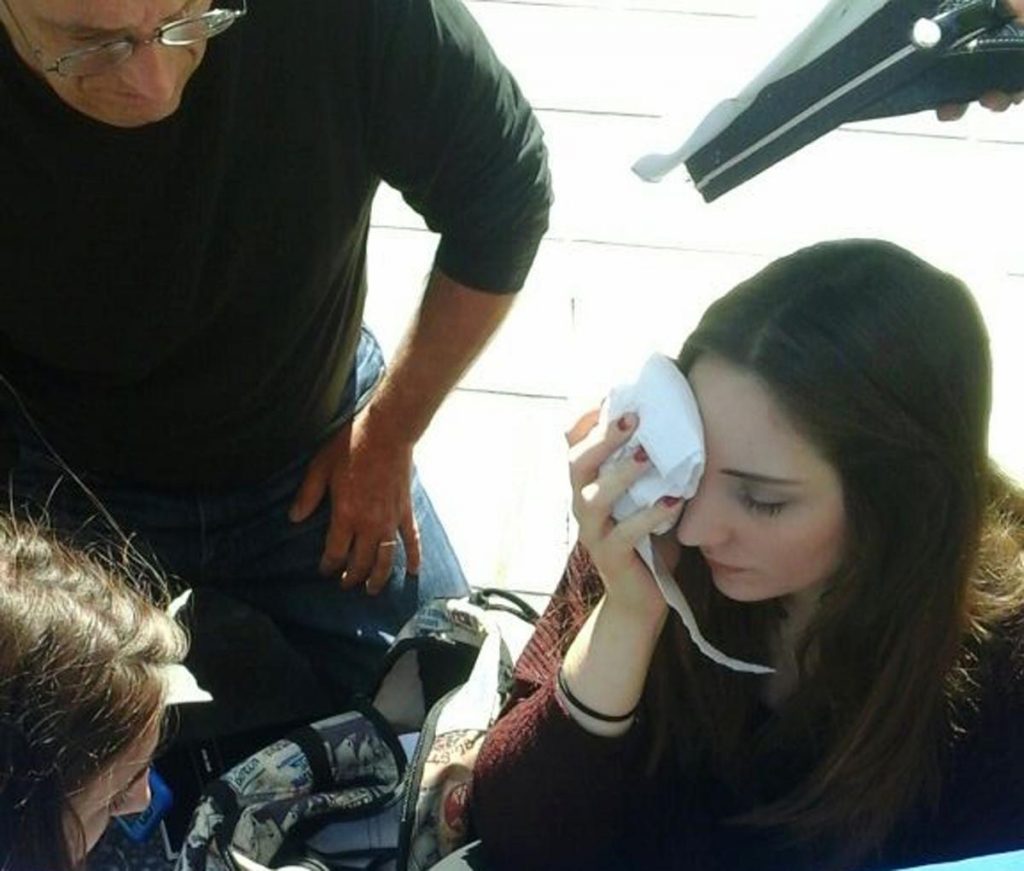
[0,0,551,702]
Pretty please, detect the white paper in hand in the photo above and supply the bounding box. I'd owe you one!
[599,354,773,675]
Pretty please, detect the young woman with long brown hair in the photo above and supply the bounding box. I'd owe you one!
[0,516,189,870]
[471,239,1024,870]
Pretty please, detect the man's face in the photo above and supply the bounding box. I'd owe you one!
[0,0,210,127]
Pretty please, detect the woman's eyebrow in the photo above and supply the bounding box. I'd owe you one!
[720,469,803,486]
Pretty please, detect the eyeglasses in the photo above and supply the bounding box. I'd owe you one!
[0,0,246,77]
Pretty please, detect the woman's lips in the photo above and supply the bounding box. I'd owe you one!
[703,555,747,573]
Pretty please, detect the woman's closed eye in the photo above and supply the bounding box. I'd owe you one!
[739,488,787,517]
[107,784,135,814]
[106,767,149,815]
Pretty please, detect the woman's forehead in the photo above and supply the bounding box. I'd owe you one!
[688,355,830,478]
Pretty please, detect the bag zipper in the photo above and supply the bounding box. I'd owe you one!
[394,685,460,871]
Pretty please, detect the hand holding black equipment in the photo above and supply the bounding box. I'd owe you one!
[634,0,1023,201]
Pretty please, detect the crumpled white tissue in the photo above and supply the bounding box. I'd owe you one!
[163,590,214,705]
[602,354,706,532]
[599,354,773,675]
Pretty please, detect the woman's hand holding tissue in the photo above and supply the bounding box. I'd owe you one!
[567,408,682,620]
[558,408,682,737]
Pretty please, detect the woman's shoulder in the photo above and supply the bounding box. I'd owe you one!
[950,609,1024,755]
[998,610,1024,699]
[563,541,606,601]
[983,607,1024,686]
[499,542,605,691]
[894,613,1024,864]
[533,541,606,634]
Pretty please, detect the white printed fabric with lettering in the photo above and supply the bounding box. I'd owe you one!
[174,708,406,871]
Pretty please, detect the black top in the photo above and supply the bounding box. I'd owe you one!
[473,546,1024,871]
[0,0,551,487]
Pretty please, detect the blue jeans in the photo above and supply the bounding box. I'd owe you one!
[6,327,468,697]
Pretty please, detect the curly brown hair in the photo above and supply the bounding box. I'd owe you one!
[0,515,188,870]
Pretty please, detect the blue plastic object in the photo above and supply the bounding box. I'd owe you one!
[114,768,174,843]
[895,850,1024,870]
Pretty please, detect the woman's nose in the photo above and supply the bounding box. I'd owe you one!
[676,481,730,548]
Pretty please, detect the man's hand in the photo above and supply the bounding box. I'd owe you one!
[289,410,422,594]
[287,270,516,596]
[936,0,1024,120]
[937,90,1024,121]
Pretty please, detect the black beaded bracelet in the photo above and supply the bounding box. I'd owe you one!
[556,665,639,723]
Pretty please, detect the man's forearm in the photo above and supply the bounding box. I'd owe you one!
[360,270,516,445]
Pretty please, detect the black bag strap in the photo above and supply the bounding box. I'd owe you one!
[208,778,243,867]
[469,587,540,623]
[286,724,335,793]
